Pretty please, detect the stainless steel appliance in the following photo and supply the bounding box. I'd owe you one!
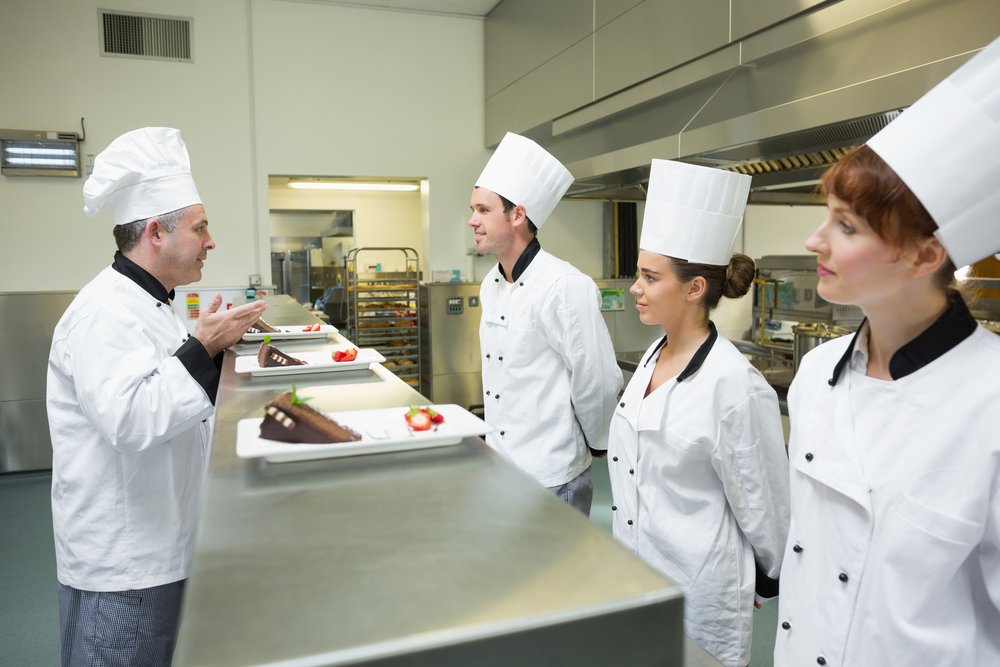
[753,255,864,334]
[0,291,77,472]
[271,250,311,305]
[791,323,851,373]
[419,282,482,410]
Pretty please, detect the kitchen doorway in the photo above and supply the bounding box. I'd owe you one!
[267,175,426,320]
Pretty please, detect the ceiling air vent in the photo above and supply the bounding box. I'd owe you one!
[99,9,193,62]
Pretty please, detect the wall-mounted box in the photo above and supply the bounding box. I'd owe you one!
[1,129,81,177]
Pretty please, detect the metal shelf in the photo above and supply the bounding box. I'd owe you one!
[346,247,423,395]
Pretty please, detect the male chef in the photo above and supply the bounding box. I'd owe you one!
[47,127,267,667]
[469,132,622,514]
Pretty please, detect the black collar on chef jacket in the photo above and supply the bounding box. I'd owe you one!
[828,295,978,386]
[112,251,223,405]
[112,251,175,303]
[498,237,541,284]
[643,321,718,382]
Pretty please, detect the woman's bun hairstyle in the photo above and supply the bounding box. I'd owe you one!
[722,253,756,300]
[668,253,757,314]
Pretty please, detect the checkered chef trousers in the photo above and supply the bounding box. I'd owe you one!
[58,580,186,667]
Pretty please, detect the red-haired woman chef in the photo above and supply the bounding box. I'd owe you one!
[774,36,1000,667]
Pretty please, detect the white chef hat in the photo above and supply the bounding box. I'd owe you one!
[475,132,573,228]
[867,35,1000,268]
[639,159,752,266]
[83,127,202,226]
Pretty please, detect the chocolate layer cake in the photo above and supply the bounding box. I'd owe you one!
[258,342,307,368]
[247,319,279,334]
[259,392,361,444]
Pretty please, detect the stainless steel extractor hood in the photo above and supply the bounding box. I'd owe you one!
[268,209,354,237]
[539,0,999,205]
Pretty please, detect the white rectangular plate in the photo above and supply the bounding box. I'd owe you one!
[242,324,338,341]
[236,404,492,462]
[235,349,385,376]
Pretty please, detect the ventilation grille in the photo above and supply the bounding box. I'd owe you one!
[686,110,903,175]
[100,10,192,62]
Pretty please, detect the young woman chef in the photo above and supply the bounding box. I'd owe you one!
[608,159,791,667]
[774,36,1000,667]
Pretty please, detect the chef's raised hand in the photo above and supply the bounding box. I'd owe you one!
[193,292,268,357]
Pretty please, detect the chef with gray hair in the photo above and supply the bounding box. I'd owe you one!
[47,127,267,667]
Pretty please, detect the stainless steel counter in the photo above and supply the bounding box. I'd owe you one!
[174,295,717,667]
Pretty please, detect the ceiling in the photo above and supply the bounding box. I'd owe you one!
[308,0,502,17]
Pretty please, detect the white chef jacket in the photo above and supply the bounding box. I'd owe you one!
[479,241,622,487]
[47,254,218,591]
[609,327,790,667]
[775,299,1000,667]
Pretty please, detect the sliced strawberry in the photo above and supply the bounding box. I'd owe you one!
[426,408,444,424]
[342,348,358,362]
[333,350,345,362]
[405,406,432,431]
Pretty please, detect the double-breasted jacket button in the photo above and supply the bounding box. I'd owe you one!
[486,354,490,359]
[486,391,491,396]
[620,402,625,408]
[156,302,162,308]
[627,519,633,525]
[805,453,814,461]
[498,356,503,361]
[629,469,634,475]
[495,278,499,283]
[781,622,791,630]
[817,658,827,665]
[519,282,524,286]
[792,544,803,553]
[612,456,618,462]
[495,394,500,399]
[611,505,617,511]
[500,431,505,436]
[839,573,849,583]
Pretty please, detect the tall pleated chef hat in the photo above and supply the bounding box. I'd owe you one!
[867,35,1000,268]
[475,132,574,228]
[640,159,752,266]
[83,127,202,226]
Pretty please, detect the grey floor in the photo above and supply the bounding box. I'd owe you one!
[1,464,776,667]
[1,471,61,667]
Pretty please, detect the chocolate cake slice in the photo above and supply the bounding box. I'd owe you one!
[247,318,280,334]
[259,392,361,444]
[257,342,307,368]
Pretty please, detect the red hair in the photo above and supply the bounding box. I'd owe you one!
[821,145,939,250]
[822,145,957,289]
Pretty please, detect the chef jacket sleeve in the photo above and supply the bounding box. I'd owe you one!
[64,308,215,454]
[981,469,1000,613]
[712,388,791,580]
[174,336,224,405]
[540,274,623,451]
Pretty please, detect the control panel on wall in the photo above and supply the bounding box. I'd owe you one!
[446,297,464,315]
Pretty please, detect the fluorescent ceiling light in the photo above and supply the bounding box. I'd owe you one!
[7,157,77,166]
[288,182,419,192]
[6,147,77,156]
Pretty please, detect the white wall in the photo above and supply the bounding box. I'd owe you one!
[249,0,489,284]
[0,0,256,291]
[0,0,491,292]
